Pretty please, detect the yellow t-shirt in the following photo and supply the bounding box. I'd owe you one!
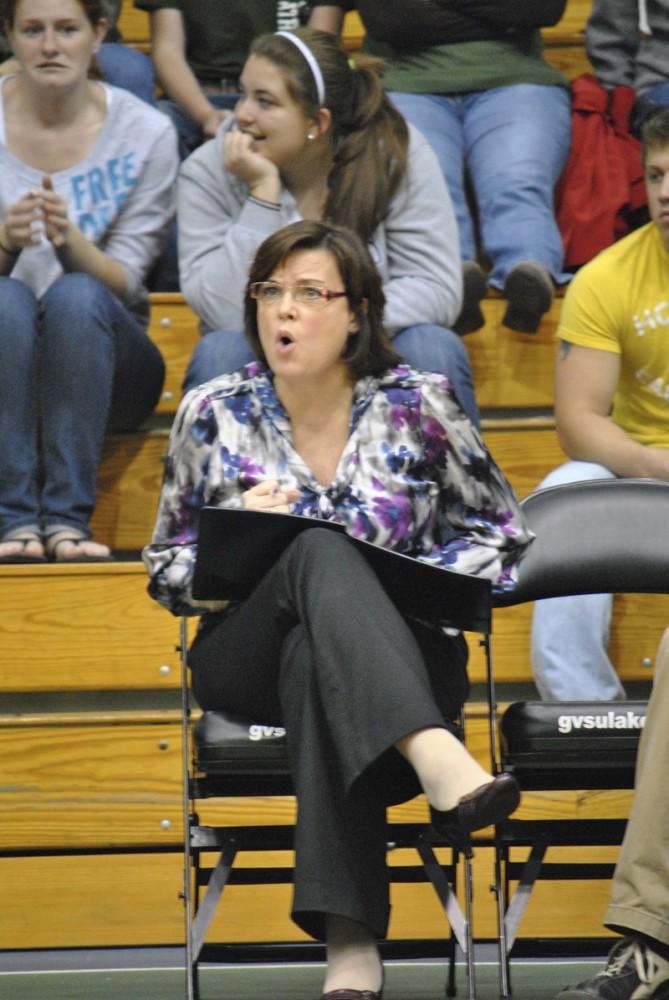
[558,222,669,448]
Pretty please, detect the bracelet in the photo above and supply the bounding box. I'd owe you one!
[0,233,20,257]
[248,194,281,211]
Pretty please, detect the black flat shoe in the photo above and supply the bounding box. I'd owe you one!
[431,772,521,857]
[321,991,382,999]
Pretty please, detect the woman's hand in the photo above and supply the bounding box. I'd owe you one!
[200,106,231,139]
[223,128,280,201]
[1,190,47,252]
[40,175,71,249]
[2,177,72,254]
[242,480,300,513]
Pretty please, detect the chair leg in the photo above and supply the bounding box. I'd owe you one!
[494,842,511,999]
[446,855,458,998]
[417,838,478,998]
[179,615,197,1000]
[188,843,202,1000]
[463,854,477,1000]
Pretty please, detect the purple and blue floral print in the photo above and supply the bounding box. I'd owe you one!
[143,363,532,615]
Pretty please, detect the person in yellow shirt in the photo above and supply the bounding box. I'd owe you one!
[531,107,669,703]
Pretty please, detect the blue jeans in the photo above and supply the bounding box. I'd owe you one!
[149,93,239,290]
[158,93,239,160]
[0,274,165,539]
[97,42,157,106]
[390,85,572,287]
[183,324,480,429]
[530,461,625,702]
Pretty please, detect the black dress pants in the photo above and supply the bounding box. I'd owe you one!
[188,528,469,939]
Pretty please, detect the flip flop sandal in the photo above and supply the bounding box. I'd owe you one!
[47,537,114,564]
[0,535,47,564]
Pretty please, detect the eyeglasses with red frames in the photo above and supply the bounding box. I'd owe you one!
[249,281,348,307]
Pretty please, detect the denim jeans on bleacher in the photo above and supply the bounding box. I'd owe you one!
[530,460,626,702]
[158,94,239,161]
[389,84,572,289]
[182,324,481,430]
[97,42,157,106]
[0,274,164,540]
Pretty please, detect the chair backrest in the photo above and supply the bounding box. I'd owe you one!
[487,478,667,779]
[494,478,669,608]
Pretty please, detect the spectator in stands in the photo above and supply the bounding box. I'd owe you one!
[134,1,338,159]
[587,0,669,137]
[178,27,479,427]
[310,1,572,336]
[553,625,669,999]
[144,218,529,1000]
[0,0,156,103]
[531,108,669,702]
[0,0,177,563]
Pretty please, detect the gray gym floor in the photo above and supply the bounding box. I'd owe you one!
[0,948,603,999]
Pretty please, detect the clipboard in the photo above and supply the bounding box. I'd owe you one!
[192,506,492,634]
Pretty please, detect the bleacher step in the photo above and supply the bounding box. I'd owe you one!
[2,561,666,693]
[148,293,561,416]
[0,561,180,692]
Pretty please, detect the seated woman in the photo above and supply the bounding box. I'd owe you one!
[144,219,531,1000]
[0,0,178,563]
[177,26,480,427]
[311,1,573,335]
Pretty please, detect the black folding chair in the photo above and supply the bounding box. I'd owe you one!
[177,519,495,1000]
[487,478,669,998]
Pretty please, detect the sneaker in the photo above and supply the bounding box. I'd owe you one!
[502,260,554,333]
[454,260,487,336]
[555,937,669,999]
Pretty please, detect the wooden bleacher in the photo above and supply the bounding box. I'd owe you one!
[4,0,666,953]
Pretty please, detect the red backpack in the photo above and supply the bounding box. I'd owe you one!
[555,74,648,269]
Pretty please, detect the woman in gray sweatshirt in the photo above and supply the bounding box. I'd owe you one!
[0,0,178,563]
[177,27,480,427]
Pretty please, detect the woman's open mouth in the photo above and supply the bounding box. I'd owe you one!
[276,331,295,353]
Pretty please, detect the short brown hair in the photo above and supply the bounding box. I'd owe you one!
[244,220,402,380]
[642,107,669,161]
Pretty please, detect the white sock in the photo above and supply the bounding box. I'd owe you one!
[396,726,493,812]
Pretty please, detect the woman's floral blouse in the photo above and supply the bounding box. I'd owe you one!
[143,362,533,615]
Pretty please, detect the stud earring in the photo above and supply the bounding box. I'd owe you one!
[307,132,316,141]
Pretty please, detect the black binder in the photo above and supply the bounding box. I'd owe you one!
[192,506,492,634]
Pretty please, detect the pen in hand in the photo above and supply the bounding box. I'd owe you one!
[242,480,300,513]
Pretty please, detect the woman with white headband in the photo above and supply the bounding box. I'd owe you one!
[177,27,479,426]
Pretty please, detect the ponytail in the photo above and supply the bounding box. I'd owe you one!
[324,55,408,243]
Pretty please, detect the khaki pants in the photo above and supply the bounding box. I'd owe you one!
[606,626,669,945]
